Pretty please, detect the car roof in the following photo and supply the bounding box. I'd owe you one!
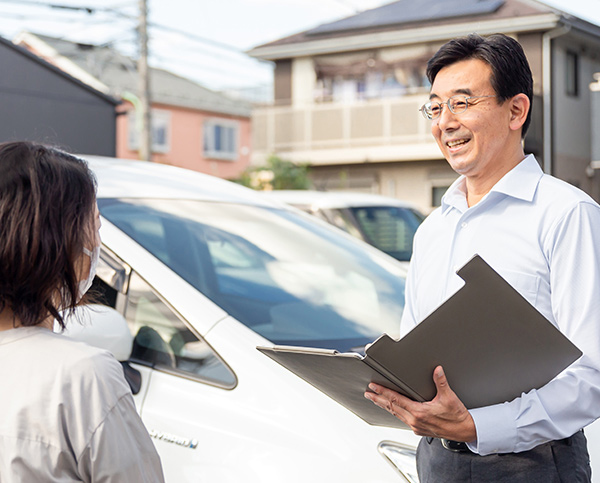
[82,155,276,207]
[261,190,418,210]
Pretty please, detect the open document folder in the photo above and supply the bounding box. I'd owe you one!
[257,255,582,429]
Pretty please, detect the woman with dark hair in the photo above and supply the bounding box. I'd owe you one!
[0,141,164,482]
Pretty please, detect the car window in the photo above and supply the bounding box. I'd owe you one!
[125,270,236,387]
[99,199,406,352]
[320,208,365,240]
[349,206,422,262]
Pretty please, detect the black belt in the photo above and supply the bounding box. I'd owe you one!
[440,438,471,453]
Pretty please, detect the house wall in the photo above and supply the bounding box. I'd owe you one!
[518,33,544,94]
[592,79,600,163]
[378,160,458,214]
[116,102,251,180]
[292,56,316,106]
[255,45,448,210]
[0,42,115,156]
[552,34,600,196]
[592,79,600,199]
[274,59,292,106]
[517,32,544,159]
[258,25,600,209]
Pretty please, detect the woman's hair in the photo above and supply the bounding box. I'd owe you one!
[426,33,534,137]
[0,141,97,329]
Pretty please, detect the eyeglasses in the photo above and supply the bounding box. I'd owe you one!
[419,95,497,120]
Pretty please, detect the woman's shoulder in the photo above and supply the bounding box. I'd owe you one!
[33,329,131,400]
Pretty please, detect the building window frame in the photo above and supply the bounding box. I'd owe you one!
[429,177,457,209]
[203,118,239,161]
[565,50,579,98]
[128,108,171,154]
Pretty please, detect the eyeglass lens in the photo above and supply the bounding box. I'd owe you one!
[422,95,469,120]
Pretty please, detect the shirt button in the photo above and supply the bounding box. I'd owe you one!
[461,222,468,228]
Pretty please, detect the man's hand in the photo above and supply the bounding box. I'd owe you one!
[364,365,477,442]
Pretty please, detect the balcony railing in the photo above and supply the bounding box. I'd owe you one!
[251,93,438,163]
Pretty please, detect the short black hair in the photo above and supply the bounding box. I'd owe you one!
[0,141,97,328]
[426,33,533,137]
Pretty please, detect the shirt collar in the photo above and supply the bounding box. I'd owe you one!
[441,176,469,214]
[441,154,543,214]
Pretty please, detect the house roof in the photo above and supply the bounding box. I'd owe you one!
[19,33,251,118]
[306,0,505,36]
[248,0,600,60]
[0,34,118,105]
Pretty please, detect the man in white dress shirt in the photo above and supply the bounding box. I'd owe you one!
[365,33,600,482]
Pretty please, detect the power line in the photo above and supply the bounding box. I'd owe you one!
[0,0,269,89]
[0,0,134,16]
[0,11,88,21]
[0,0,137,26]
[150,52,270,80]
[0,11,125,25]
[0,0,251,56]
[149,33,258,64]
[148,21,244,55]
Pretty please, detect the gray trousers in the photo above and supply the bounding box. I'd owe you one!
[416,431,591,483]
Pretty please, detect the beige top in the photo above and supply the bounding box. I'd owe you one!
[0,326,164,482]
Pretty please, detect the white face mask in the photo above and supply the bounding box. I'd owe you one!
[79,246,100,299]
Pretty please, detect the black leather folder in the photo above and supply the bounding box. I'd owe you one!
[257,255,582,429]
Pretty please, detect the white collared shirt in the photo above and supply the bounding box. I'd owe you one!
[401,154,600,455]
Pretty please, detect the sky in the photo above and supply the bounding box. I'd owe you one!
[0,0,599,95]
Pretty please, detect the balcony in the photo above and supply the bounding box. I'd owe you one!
[251,93,442,166]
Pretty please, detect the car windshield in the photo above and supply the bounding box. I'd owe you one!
[348,206,424,262]
[99,199,406,352]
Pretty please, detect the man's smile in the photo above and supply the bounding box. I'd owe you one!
[445,137,471,150]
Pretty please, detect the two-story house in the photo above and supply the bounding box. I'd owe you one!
[16,32,253,180]
[248,0,600,212]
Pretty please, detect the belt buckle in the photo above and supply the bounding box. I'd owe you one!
[440,438,470,453]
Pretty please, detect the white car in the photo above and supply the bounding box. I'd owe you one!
[68,156,420,482]
[262,190,425,267]
[66,157,600,482]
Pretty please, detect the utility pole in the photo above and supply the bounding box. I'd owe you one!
[138,0,152,161]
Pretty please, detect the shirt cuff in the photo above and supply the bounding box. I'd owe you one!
[467,403,518,455]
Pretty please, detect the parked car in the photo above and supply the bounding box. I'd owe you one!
[64,156,420,482]
[262,190,425,266]
[63,157,600,482]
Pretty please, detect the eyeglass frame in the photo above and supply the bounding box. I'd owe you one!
[419,95,497,121]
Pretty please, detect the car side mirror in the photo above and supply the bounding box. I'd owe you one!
[58,304,141,394]
[60,304,134,360]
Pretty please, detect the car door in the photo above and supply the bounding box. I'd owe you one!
[92,249,155,412]
[119,270,243,481]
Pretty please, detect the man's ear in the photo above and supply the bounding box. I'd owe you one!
[508,93,530,132]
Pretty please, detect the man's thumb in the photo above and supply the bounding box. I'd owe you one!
[434,365,448,392]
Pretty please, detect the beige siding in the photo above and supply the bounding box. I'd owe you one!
[391,102,420,137]
[312,108,345,143]
[350,104,384,138]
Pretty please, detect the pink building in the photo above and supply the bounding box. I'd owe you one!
[17,32,252,180]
